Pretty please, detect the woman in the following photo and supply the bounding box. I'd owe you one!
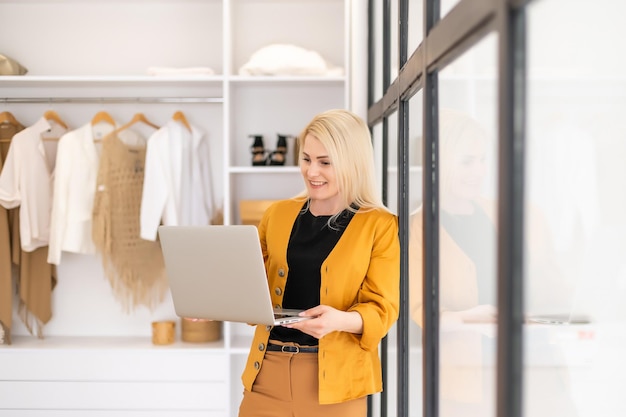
[409,108,565,326]
[409,108,498,328]
[238,109,400,417]
[408,109,568,417]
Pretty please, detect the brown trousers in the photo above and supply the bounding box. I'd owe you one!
[238,349,366,417]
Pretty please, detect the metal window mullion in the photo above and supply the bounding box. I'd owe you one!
[376,1,392,417]
[425,0,496,72]
[397,1,410,417]
[423,2,441,417]
[397,100,410,417]
[422,73,439,417]
[367,2,381,416]
[496,3,527,417]
[368,0,497,127]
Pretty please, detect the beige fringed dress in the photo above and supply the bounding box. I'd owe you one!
[92,131,167,311]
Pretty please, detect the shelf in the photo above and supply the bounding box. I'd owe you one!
[0,75,223,87]
[229,75,346,85]
[2,336,226,351]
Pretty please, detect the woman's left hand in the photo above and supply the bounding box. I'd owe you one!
[282,305,363,338]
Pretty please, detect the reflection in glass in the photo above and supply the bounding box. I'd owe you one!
[370,114,399,417]
[526,1,626,416]
[408,0,424,56]
[390,1,399,79]
[409,34,498,417]
[385,112,400,215]
[408,91,424,417]
[370,0,385,103]
[441,0,461,18]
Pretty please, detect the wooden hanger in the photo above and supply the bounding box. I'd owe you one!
[0,111,20,142]
[44,110,68,129]
[0,111,20,127]
[118,112,159,131]
[172,110,191,132]
[91,110,115,126]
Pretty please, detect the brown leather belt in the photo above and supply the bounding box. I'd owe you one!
[267,343,318,354]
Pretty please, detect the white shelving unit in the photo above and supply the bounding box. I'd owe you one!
[0,0,363,415]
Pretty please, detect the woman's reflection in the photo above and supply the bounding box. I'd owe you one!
[409,108,577,417]
[410,108,497,327]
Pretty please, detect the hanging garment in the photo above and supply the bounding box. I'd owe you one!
[92,130,167,312]
[47,121,117,265]
[0,118,60,338]
[0,117,23,344]
[15,238,56,338]
[140,119,214,241]
[0,116,67,251]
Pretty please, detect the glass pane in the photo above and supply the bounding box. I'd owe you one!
[408,90,424,417]
[526,1,626,416]
[386,111,400,215]
[371,0,385,103]
[441,0,461,20]
[390,0,399,80]
[436,32,498,417]
[387,110,398,417]
[408,0,424,56]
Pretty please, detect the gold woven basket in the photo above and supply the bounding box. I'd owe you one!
[181,318,222,343]
[151,320,176,345]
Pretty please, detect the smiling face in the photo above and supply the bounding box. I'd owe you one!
[442,135,488,213]
[300,133,342,215]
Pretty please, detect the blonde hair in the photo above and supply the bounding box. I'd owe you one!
[295,109,387,217]
[438,108,489,198]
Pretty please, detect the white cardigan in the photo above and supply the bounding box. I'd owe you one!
[140,120,213,241]
[47,122,117,264]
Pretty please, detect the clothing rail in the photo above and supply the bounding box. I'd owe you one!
[0,97,223,104]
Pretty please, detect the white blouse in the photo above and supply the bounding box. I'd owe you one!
[140,120,214,241]
[0,117,67,252]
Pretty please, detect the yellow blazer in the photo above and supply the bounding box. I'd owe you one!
[408,201,496,404]
[408,199,496,327]
[241,198,400,404]
[407,198,566,406]
[409,198,565,325]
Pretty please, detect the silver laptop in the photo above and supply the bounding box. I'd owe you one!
[158,225,311,326]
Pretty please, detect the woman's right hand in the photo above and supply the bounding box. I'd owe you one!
[459,304,498,323]
[441,304,498,326]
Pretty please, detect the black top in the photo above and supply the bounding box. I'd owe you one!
[270,204,355,346]
[440,202,496,305]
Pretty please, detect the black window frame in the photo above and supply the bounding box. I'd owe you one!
[367,1,530,417]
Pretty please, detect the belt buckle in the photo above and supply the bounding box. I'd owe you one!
[281,345,299,354]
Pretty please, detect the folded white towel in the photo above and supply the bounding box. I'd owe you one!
[238,44,344,76]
